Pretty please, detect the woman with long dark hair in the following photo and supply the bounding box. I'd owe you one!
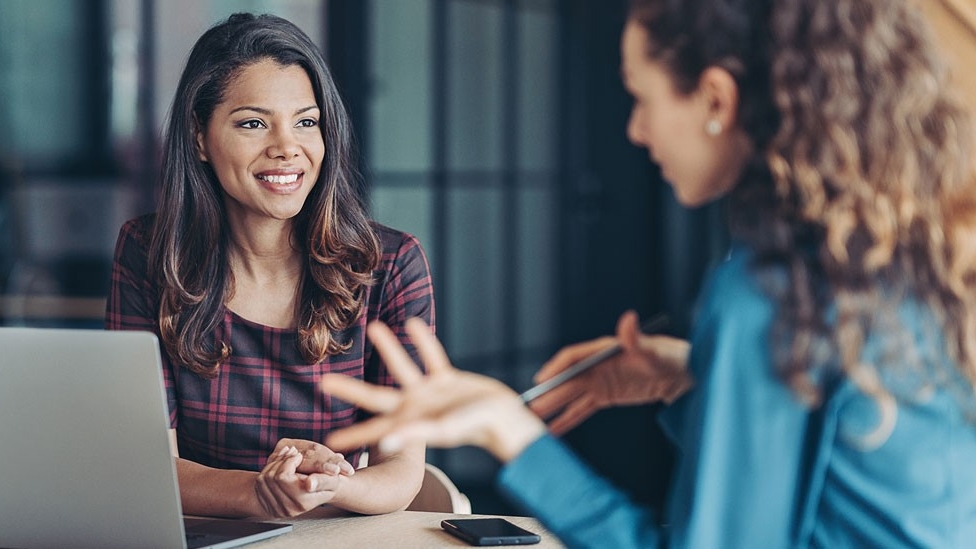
[107,13,432,518]
[322,0,976,546]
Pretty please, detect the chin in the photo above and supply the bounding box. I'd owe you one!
[673,189,704,208]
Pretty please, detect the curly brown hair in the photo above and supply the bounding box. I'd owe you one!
[152,14,379,378]
[630,0,976,406]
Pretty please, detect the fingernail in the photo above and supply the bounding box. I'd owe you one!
[308,478,317,491]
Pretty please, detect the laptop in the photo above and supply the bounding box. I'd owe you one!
[0,328,293,549]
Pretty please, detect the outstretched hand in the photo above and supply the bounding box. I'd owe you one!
[321,318,546,463]
[528,310,693,435]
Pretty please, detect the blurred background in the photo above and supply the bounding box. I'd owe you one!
[1,0,972,515]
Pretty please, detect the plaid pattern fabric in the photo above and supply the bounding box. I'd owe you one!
[106,215,434,471]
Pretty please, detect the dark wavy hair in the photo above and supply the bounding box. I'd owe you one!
[151,13,380,378]
[628,0,976,407]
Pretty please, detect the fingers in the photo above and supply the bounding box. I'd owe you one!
[546,396,598,436]
[373,421,439,454]
[616,310,641,352]
[305,472,341,493]
[333,455,356,476]
[326,414,402,452]
[255,446,306,517]
[256,443,350,518]
[404,317,454,376]
[527,378,585,421]
[534,337,616,383]
[320,373,402,414]
[367,321,425,386]
[535,311,642,384]
[288,439,356,476]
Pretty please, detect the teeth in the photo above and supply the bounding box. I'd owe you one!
[258,174,300,184]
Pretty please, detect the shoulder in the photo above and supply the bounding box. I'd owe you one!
[371,222,424,255]
[366,223,434,316]
[684,243,781,387]
[116,213,155,250]
[370,222,429,269]
[695,243,775,329]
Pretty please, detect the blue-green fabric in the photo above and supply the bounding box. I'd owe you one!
[498,245,976,548]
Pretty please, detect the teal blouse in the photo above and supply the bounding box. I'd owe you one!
[498,245,976,548]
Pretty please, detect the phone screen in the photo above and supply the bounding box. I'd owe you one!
[441,518,541,546]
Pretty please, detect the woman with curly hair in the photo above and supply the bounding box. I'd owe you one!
[321,0,976,546]
[106,13,432,519]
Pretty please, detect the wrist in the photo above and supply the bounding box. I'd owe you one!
[485,398,547,463]
[244,471,273,518]
[175,458,268,519]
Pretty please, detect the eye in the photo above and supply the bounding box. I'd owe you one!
[297,118,318,128]
[238,119,265,129]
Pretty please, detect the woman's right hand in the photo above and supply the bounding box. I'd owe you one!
[529,310,693,435]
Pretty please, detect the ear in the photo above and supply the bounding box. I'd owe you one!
[194,118,209,163]
[697,66,740,132]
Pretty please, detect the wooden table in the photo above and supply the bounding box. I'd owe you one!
[248,508,564,548]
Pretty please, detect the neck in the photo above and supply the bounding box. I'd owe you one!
[226,217,304,283]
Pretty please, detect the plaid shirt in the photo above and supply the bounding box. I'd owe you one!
[106,215,434,471]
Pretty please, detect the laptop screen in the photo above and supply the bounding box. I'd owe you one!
[0,328,290,548]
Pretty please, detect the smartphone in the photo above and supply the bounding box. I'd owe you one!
[441,518,541,546]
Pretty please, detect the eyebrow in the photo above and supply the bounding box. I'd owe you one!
[228,105,319,116]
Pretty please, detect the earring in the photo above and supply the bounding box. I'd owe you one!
[705,119,723,136]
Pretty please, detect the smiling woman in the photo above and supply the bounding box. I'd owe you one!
[105,13,433,520]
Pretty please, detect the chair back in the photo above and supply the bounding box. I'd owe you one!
[406,463,472,514]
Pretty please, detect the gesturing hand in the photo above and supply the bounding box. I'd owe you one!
[529,310,693,435]
[321,318,546,463]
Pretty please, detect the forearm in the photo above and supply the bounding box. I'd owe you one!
[176,458,264,518]
[499,435,662,549]
[328,441,427,514]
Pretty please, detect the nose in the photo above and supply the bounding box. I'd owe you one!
[626,107,645,147]
[266,126,301,159]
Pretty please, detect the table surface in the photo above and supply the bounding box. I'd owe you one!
[247,508,564,548]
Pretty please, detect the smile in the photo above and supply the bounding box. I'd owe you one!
[256,173,300,184]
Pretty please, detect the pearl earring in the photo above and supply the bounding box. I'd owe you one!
[705,119,723,136]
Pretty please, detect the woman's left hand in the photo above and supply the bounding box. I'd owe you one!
[321,318,546,462]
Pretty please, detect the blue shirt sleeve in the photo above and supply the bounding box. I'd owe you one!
[498,246,813,548]
[498,434,663,548]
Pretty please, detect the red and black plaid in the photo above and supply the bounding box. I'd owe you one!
[106,215,435,471]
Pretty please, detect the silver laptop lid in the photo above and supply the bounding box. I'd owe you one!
[0,328,187,549]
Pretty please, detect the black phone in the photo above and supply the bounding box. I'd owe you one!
[441,518,541,546]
